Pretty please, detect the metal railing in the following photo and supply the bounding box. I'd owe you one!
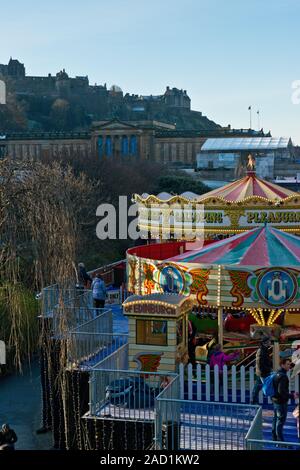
[92,342,129,370]
[244,407,263,450]
[155,375,181,450]
[246,437,300,450]
[87,367,260,450]
[71,309,113,335]
[40,283,94,334]
[68,332,128,369]
[245,404,300,451]
[52,300,96,335]
[88,368,177,420]
[41,284,90,315]
[156,387,260,451]
[41,283,60,315]
[66,309,124,367]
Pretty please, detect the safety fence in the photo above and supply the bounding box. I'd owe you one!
[41,284,93,314]
[68,332,128,369]
[89,368,177,419]
[245,407,300,450]
[40,284,94,334]
[93,342,129,370]
[71,309,113,335]
[181,363,299,405]
[86,368,261,450]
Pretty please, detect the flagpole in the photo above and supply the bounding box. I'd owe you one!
[249,106,252,129]
[257,110,260,130]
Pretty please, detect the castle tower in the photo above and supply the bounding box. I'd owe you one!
[7,58,25,77]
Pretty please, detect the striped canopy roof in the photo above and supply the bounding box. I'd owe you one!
[169,226,300,267]
[197,171,297,202]
[134,171,298,205]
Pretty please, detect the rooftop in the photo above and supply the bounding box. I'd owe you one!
[156,128,269,138]
[123,293,189,306]
[201,137,291,152]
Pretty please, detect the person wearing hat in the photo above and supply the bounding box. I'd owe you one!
[0,424,18,450]
[251,336,272,404]
[77,262,92,290]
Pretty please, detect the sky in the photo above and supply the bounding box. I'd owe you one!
[0,0,300,143]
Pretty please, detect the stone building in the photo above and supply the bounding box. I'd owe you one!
[0,119,265,165]
[0,58,26,77]
[0,58,215,130]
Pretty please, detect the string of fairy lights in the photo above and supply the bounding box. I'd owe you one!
[247,308,284,326]
[42,283,299,451]
[133,192,300,205]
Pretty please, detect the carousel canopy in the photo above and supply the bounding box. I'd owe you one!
[169,225,300,267]
[135,172,298,204]
[197,171,297,202]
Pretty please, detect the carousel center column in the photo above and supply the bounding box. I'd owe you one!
[217,265,223,347]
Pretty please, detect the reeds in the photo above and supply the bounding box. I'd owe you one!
[0,158,90,373]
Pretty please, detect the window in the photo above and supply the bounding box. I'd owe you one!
[130,135,137,155]
[0,145,6,158]
[122,135,129,155]
[105,136,112,156]
[136,319,167,346]
[98,136,103,158]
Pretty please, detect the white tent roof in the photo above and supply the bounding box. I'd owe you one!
[201,137,291,152]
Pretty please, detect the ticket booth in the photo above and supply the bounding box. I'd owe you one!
[123,293,192,373]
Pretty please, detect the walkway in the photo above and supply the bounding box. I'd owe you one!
[262,408,299,449]
[0,360,52,450]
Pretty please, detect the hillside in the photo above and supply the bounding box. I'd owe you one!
[0,59,221,132]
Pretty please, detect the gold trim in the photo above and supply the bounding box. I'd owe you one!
[139,223,300,234]
[134,193,300,206]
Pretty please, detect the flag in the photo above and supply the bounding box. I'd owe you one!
[248,106,251,110]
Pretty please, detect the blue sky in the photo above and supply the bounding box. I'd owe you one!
[1,0,300,143]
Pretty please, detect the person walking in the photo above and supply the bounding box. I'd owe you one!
[271,358,296,442]
[251,336,272,404]
[77,262,92,289]
[0,424,18,450]
[91,273,107,309]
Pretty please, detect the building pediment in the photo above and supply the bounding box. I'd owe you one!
[92,119,138,131]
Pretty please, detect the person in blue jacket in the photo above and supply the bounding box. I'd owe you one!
[91,273,107,309]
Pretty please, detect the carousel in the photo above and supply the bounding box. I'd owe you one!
[127,156,300,366]
[134,155,300,239]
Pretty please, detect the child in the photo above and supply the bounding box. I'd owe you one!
[210,344,239,370]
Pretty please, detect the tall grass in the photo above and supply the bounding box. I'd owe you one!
[0,283,38,373]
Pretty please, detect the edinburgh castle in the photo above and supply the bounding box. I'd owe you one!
[0,58,264,164]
